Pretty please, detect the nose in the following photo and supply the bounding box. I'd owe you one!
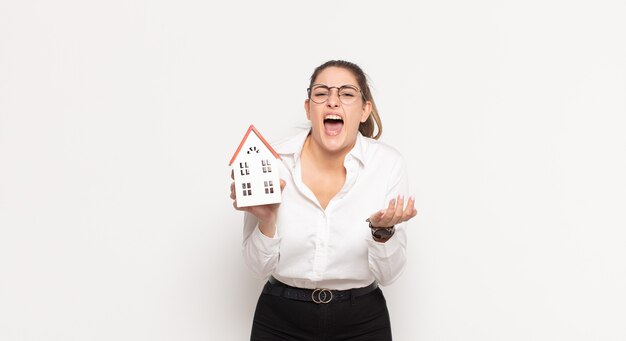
[326,88,340,107]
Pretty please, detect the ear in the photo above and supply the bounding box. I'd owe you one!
[360,100,372,123]
[304,99,311,121]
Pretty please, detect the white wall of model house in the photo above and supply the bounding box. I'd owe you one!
[231,126,282,208]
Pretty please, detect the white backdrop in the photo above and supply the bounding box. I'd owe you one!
[1,1,625,340]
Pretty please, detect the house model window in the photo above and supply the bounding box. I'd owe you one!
[229,125,282,208]
[240,162,250,176]
[264,181,274,194]
[262,159,272,173]
[242,183,252,196]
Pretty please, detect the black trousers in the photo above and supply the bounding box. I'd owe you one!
[250,281,392,341]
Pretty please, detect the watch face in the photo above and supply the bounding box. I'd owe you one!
[373,228,393,239]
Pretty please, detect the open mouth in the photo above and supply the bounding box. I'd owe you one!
[324,114,344,136]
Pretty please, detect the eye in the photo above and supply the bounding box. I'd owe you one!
[313,90,329,96]
[339,89,357,97]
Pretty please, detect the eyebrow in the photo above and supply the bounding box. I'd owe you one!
[311,84,358,89]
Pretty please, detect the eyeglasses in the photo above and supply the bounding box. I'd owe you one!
[307,84,364,105]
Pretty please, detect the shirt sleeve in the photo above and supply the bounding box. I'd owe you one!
[241,212,281,279]
[367,155,409,286]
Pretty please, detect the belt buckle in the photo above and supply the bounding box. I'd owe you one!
[311,288,333,304]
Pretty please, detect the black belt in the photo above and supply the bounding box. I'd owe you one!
[263,276,378,304]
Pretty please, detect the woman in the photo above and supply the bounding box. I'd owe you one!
[230,60,417,340]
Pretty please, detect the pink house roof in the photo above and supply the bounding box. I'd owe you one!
[228,125,282,166]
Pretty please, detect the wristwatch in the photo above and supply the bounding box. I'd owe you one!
[366,219,395,240]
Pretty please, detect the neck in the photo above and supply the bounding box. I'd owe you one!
[303,135,353,171]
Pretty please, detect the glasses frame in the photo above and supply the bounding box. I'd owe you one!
[307,84,366,105]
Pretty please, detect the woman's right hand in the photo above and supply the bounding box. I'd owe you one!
[230,170,286,236]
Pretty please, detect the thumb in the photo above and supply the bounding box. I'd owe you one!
[279,179,287,191]
[369,209,386,223]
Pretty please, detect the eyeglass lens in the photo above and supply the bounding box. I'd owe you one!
[309,85,360,105]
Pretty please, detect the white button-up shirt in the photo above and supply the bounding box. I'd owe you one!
[242,128,409,290]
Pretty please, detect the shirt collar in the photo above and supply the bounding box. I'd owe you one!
[350,132,368,166]
[277,127,368,166]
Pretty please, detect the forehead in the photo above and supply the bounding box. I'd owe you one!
[313,67,358,87]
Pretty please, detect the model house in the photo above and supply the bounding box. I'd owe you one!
[229,125,282,208]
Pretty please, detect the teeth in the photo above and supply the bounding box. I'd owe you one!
[325,114,343,121]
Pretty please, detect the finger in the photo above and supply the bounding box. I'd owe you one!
[384,194,405,226]
[230,182,236,199]
[386,197,396,212]
[393,194,405,221]
[379,198,397,226]
[230,169,234,180]
[408,196,418,218]
[368,209,386,225]
[279,179,286,191]
[401,195,417,222]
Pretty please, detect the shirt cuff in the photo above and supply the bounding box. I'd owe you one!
[251,225,281,255]
[366,231,402,258]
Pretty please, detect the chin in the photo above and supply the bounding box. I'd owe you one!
[320,133,354,153]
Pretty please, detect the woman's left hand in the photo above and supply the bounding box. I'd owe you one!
[368,194,418,228]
